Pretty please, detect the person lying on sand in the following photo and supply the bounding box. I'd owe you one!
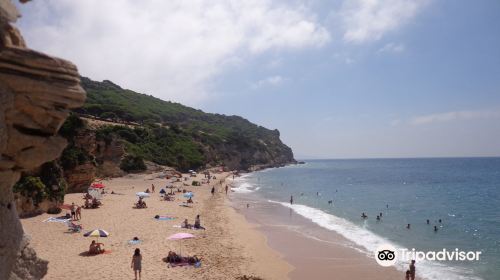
[166,251,181,263]
[89,240,105,254]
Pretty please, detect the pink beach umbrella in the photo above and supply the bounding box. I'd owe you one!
[167,233,194,256]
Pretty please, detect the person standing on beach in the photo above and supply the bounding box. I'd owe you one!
[70,203,77,221]
[76,206,81,220]
[131,248,142,280]
[290,195,294,205]
[151,184,155,193]
[409,260,416,280]
[211,186,215,196]
[225,185,228,195]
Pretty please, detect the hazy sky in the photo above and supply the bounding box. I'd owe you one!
[16,0,500,159]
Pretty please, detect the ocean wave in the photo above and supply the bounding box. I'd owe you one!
[232,182,260,193]
[268,200,482,280]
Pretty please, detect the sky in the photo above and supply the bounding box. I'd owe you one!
[15,0,500,159]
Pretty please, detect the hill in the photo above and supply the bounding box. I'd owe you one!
[74,77,296,171]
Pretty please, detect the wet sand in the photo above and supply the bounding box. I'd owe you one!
[230,191,411,280]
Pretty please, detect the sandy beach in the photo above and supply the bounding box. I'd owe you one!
[20,170,419,280]
[21,172,291,280]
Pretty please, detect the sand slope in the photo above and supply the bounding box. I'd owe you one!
[21,172,291,280]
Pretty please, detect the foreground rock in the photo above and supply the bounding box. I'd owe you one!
[0,1,86,279]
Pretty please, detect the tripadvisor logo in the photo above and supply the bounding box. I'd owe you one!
[375,244,397,266]
[374,244,482,267]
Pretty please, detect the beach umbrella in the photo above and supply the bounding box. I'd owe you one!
[183,192,194,198]
[83,229,109,242]
[167,233,194,256]
[91,183,105,189]
[136,192,150,198]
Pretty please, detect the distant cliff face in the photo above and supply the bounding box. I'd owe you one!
[76,77,296,171]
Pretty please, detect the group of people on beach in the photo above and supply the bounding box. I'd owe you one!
[181,214,205,230]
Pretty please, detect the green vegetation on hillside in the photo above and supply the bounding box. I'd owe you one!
[95,123,205,171]
[75,77,295,171]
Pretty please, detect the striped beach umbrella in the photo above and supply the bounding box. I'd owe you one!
[83,229,110,238]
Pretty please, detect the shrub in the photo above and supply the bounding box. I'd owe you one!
[13,176,47,205]
[60,146,89,170]
[120,155,147,172]
[99,111,118,120]
[59,113,84,139]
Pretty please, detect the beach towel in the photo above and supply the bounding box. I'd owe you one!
[43,217,71,223]
[155,216,176,221]
[128,240,142,245]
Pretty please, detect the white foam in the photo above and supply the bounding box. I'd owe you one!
[232,182,260,193]
[269,200,482,280]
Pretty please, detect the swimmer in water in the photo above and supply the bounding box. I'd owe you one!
[407,224,411,229]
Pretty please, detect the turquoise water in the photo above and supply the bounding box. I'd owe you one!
[234,158,500,280]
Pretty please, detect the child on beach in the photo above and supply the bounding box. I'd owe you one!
[70,203,77,220]
[131,248,142,280]
[405,270,411,280]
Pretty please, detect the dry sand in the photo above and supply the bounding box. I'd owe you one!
[21,172,291,280]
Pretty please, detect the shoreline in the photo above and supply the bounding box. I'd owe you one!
[230,198,406,280]
[20,172,291,279]
[228,170,416,280]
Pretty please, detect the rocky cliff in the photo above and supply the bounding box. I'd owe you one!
[78,77,296,171]
[0,1,86,278]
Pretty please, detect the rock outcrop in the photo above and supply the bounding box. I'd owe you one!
[0,1,86,279]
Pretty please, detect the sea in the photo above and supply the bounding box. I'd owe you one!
[231,158,500,280]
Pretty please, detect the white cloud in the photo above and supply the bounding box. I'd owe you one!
[252,75,286,88]
[378,42,405,53]
[341,0,429,43]
[410,109,500,125]
[16,0,330,105]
